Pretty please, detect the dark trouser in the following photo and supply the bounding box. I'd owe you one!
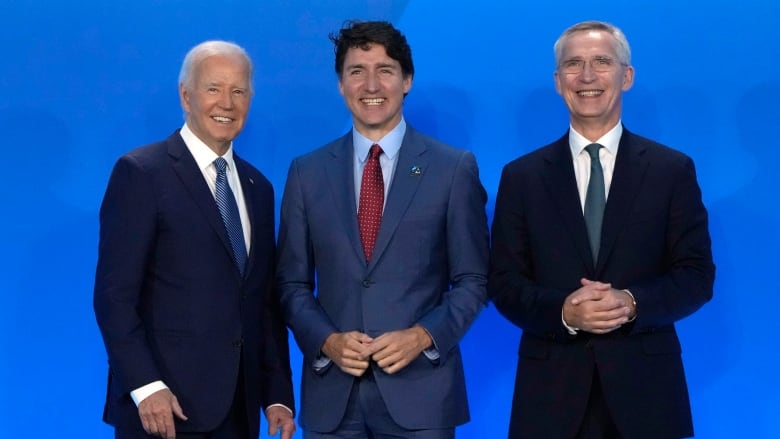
[575,372,621,439]
[305,368,455,439]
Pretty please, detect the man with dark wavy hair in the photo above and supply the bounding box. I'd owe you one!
[277,20,489,438]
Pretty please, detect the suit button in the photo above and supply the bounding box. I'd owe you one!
[361,279,372,288]
[233,338,243,348]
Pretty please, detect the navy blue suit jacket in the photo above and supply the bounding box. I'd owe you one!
[94,131,294,435]
[489,128,715,439]
[276,127,490,432]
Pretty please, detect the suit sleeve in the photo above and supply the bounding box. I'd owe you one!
[625,156,715,331]
[276,159,340,362]
[416,151,490,362]
[93,155,162,394]
[489,164,573,338]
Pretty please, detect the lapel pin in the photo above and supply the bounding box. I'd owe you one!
[249,177,254,184]
[409,165,422,176]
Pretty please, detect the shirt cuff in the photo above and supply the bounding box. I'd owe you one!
[313,354,332,372]
[265,403,294,417]
[130,381,168,407]
[622,289,637,322]
[562,309,579,335]
[419,326,440,361]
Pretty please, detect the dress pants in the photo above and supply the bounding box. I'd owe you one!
[575,371,621,439]
[304,367,455,439]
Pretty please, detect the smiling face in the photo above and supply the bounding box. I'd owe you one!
[554,29,634,140]
[180,53,252,155]
[338,43,412,141]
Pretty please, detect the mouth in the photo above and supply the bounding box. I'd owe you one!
[577,90,603,97]
[211,115,234,123]
[361,98,385,106]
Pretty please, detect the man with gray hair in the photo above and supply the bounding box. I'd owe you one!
[94,40,295,439]
[489,21,714,438]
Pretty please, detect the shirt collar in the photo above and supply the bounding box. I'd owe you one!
[180,123,236,171]
[568,121,623,158]
[353,118,406,163]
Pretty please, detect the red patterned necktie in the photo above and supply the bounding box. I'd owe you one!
[358,144,384,262]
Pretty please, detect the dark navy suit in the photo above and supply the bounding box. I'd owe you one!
[94,130,294,436]
[489,128,715,439]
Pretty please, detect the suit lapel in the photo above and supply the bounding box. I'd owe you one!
[598,129,647,273]
[167,132,238,276]
[541,134,596,269]
[367,128,428,272]
[324,134,366,264]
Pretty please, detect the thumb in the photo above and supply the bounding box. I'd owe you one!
[171,396,188,421]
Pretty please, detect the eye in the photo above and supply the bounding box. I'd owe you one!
[207,87,219,94]
[233,89,246,96]
[594,57,613,66]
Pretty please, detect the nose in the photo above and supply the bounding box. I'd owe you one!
[364,71,380,92]
[579,62,598,81]
[218,91,234,109]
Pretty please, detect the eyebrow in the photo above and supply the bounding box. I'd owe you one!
[346,62,399,70]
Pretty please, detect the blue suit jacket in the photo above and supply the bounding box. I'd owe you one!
[94,131,294,435]
[489,128,715,439]
[276,127,490,431]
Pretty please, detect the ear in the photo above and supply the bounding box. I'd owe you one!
[554,71,563,96]
[337,77,345,97]
[179,82,191,113]
[403,74,413,95]
[621,65,635,92]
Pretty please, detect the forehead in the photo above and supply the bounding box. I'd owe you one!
[194,54,249,81]
[344,43,398,67]
[561,30,617,58]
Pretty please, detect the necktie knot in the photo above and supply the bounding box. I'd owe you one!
[214,156,228,173]
[368,144,383,160]
[585,143,602,160]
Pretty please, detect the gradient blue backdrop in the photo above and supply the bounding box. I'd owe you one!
[1,0,777,437]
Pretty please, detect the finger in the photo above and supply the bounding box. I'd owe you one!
[382,356,411,374]
[267,419,278,436]
[281,422,296,439]
[171,397,188,421]
[341,365,369,376]
[160,412,176,439]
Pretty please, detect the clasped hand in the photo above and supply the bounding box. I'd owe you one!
[322,326,433,376]
[563,278,636,334]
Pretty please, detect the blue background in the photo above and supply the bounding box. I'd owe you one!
[1,0,778,437]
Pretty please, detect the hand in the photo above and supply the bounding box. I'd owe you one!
[366,326,432,374]
[266,405,296,439]
[137,388,188,439]
[563,278,635,334]
[321,331,373,376]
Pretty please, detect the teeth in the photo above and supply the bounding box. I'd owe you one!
[212,116,232,122]
[362,98,384,105]
[578,90,602,97]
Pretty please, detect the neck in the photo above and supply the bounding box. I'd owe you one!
[571,119,619,143]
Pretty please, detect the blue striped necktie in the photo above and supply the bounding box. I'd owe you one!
[214,157,247,275]
[584,143,605,262]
